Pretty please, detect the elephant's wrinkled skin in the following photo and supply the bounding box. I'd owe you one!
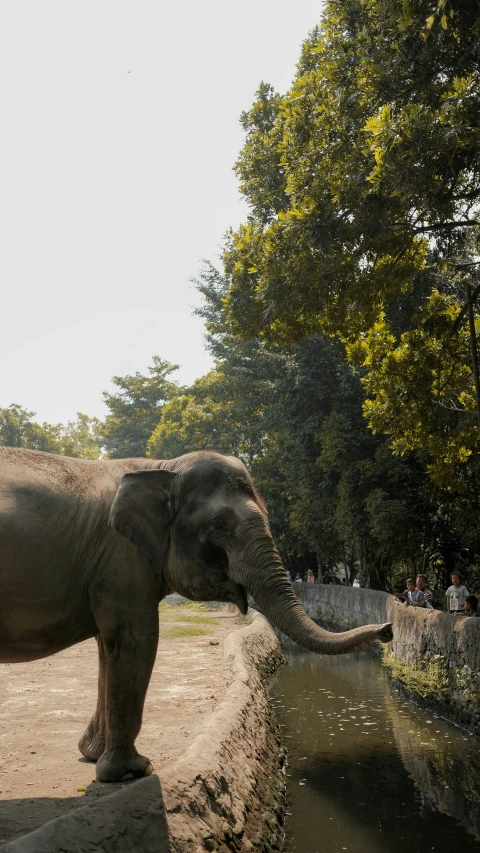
[0,447,392,782]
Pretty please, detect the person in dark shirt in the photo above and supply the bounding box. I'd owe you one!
[465,595,480,617]
[416,574,434,609]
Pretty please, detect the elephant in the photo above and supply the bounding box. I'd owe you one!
[0,447,393,783]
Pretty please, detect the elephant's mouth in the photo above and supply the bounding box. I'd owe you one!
[199,542,248,615]
[200,541,229,572]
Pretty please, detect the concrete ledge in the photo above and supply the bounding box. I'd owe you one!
[2,612,285,853]
[295,584,480,733]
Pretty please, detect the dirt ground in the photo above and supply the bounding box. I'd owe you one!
[0,601,248,845]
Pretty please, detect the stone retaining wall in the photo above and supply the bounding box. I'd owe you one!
[294,584,480,734]
[2,612,285,853]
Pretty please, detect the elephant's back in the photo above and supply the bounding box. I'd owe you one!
[0,449,119,598]
[0,448,117,552]
[1,446,95,487]
[0,448,123,503]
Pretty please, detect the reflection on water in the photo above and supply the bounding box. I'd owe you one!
[269,642,480,853]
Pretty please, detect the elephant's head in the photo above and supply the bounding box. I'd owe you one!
[109,451,393,654]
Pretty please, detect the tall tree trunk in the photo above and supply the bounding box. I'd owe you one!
[466,280,480,436]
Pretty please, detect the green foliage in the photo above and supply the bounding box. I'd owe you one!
[0,404,103,458]
[222,0,480,481]
[0,404,62,452]
[350,292,478,484]
[102,356,179,458]
[147,374,260,462]
[148,264,284,466]
[149,265,453,590]
[236,82,288,225]
[58,413,104,459]
[383,648,451,701]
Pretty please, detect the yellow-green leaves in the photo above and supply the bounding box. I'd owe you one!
[222,0,480,484]
[354,290,480,486]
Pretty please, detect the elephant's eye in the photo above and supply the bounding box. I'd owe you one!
[213,519,226,531]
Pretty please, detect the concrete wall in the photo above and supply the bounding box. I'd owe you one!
[294,584,480,734]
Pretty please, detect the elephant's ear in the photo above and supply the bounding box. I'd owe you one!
[109,469,177,569]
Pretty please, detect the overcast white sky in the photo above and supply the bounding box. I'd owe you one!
[1,1,321,425]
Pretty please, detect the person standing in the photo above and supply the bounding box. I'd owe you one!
[306,569,315,584]
[446,573,469,615]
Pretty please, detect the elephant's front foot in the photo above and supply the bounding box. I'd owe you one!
[78,721,106,762]
[96,746,153,783]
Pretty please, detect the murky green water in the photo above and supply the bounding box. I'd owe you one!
[269,642,480,853]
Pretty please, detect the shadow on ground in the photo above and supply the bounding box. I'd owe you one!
[0,774,171,853]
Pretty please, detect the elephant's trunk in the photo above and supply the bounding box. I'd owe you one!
[236,547,392,654]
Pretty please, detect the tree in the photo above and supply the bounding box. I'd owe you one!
[0,404,62,452]
[102,357,179,458]
[60,413,104,459]
[149,264,444,589]
[148,266,284,465]
[222,0,480,478]
[0,405,104,458]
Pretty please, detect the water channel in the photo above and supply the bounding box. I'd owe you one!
[269,641,480,853]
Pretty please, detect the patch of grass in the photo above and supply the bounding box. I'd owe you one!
[160,613,218,625]
[159,609,217,626]
[160,625,211,639]
[159,600,212,612]
[182,614,217,625]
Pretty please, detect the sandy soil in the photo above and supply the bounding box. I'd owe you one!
[0,602,247,845]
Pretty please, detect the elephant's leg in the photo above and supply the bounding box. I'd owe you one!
[78,636,107,761]
[94,612,159,783]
